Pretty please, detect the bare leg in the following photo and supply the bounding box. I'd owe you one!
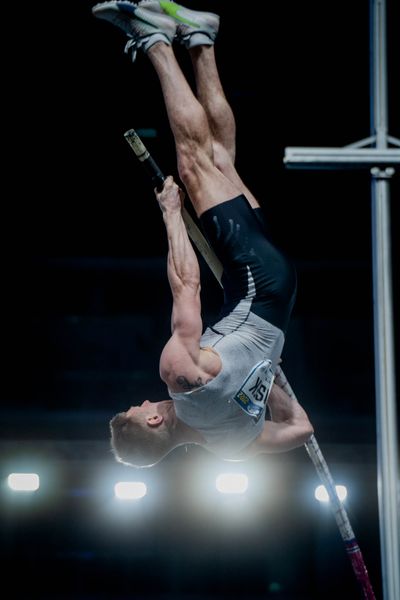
[189,46,236,163]
[146,42,241,217]
[189,45,260,209]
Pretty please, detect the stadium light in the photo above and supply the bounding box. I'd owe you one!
[215,473,249,495]
[114,481,147,500]
[7,473,40,492]
[315,484,347,503]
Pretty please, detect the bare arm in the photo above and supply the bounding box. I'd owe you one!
[243,383,314,457]
[157,177,221,391]
[157,176,202,336]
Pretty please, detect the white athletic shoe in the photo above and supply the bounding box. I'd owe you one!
[138,1,220,48]
[92,1,177,61]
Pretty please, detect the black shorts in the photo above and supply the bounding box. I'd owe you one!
[199,194,297,334]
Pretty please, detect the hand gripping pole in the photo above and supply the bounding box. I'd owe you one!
[124,129,223,283]
[124,128,376,599]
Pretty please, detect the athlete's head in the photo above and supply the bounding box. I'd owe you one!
[110,400,177,467]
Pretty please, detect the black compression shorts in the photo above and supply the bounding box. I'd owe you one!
[199,194,297,334]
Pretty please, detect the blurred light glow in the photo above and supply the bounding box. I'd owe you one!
[7,473,40,492]
[315,484,347,503]
[216,473,248,494]
[114,481,147,500]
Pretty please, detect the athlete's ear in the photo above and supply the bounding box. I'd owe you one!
[146,414,164,427]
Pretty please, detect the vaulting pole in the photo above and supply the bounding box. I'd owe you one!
[274,369,376,599]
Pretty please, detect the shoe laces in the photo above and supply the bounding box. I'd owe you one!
[124,37,139,62]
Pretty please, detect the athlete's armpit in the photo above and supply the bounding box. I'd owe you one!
[176,375,212,391]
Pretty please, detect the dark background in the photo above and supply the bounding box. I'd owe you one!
[1,1,399,599]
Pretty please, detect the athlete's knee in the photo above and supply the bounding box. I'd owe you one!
[212,140,235,174]
[177,151,198,191]
[177,143,211,191]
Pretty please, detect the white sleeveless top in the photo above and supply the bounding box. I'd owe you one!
[168,294,284,458]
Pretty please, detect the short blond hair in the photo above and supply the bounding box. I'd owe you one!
[109,412,174,467]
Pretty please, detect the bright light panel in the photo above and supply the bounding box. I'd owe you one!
[315,484,347,503]
[216,473,248,494]
[114,481,147,500]
[7,473,40,492]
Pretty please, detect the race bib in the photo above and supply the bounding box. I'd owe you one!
[233,359,274,422]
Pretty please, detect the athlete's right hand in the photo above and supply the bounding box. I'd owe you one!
[155,175,185,214]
